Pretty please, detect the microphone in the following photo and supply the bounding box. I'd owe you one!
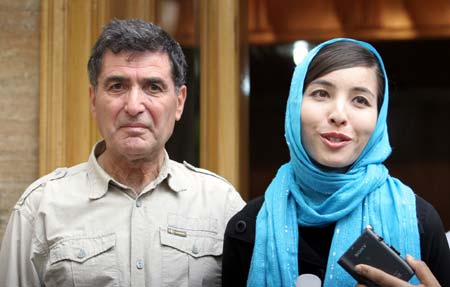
[296,274,322,287]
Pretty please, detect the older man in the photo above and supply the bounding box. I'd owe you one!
[0,19,244,286]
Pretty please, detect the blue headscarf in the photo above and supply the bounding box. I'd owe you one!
[247,38,420,286]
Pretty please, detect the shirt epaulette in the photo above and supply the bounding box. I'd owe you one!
[16,167,68,206]
[182,161,232,186]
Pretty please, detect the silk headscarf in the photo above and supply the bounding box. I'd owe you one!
[247,38,420,286]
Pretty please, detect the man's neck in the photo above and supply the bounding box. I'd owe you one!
[97,150,165,195]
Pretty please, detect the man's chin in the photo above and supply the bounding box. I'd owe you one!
[120,137,149,150]
[107,138,160,160]
[119,144,160,162]
[122,147,148,157]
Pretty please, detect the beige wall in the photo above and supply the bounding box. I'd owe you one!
[0,0,40,243]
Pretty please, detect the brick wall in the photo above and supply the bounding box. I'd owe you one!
[0,0,40,245]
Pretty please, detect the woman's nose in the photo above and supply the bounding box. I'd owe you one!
[328,100,347,126]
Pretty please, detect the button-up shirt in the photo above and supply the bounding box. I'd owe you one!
[0,142,245,287]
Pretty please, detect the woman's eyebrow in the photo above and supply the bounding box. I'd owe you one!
[352,86,376,99]
[309,79,334,88]
[309,79,376,99]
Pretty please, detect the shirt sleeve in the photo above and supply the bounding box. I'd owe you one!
[224,186,246,226]
[0,208,41,287]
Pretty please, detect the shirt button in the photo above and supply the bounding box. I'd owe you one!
[136,199,142,207]
[77,248,86,259]
[235,220,247,233]
[136,259,144,269]
[192,245,199,255]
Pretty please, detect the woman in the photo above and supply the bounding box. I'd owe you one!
[222,38,450,286]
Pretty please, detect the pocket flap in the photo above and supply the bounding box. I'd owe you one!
[49,233,116,264]
[160,228,223,258]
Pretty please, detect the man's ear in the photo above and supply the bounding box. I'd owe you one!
[89,85,97,120]
[175,85,187,121]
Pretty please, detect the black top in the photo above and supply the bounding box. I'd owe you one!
[222,195,450,286]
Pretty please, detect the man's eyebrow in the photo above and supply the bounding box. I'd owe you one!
[102,75,128,87]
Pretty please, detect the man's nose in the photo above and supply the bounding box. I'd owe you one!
[124,87,145,116]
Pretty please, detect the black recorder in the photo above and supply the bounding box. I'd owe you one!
[338,226,415,287]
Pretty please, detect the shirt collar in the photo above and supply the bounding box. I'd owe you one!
[166,162,187,193]
[87,141,186,200]
[139,150,187,193]
[88,141,116,200]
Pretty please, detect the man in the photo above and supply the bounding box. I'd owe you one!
[0,19,245,286]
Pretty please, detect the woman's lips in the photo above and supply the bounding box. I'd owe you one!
[320,132,351,148]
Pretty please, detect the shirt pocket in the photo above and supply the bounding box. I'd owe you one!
[45,233,119,287]
[160,215,223,287]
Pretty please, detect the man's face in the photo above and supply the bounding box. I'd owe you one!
[90,50,186,162]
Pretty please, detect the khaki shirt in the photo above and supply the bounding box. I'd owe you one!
[0,142,245,287]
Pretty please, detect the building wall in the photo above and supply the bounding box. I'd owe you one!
[0,0,40,244]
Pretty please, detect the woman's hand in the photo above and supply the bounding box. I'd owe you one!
[355,255,441,287]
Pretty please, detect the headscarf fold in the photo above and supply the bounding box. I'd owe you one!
[247,38,420,287]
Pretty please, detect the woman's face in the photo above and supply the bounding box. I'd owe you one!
[301,66,379,169]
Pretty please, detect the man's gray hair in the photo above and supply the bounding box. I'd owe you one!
[87,19,187,91]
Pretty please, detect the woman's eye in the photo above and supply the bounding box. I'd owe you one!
[311,89,329,98]
[353,96,371,106]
